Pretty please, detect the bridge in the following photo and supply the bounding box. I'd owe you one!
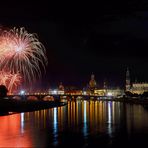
[8,92,113,101]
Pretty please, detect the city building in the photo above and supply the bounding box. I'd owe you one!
[106,88,124,97]
[94,89,105,96]
[93,77,124,97]
[131,83,148,94]
[125,68,148,94]
[94,87,124,97]
[65,90,82,95]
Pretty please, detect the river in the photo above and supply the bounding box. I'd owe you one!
[0,99,148,147]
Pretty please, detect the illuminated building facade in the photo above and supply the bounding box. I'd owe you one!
[106,88,124,97]
[86,74,124,97]
[131,83,148,94]
[65,90,82,95]
[94,89,106,96]
[94,88,124,97]
[125,68,148,94]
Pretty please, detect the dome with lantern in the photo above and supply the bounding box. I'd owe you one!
[89,73,97,89]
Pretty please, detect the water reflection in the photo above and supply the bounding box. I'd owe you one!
[20,113,24,134]
[0,100,148,147]
[83,100,88,138]
[107,101,112,137]
[53,108,58,146]
[0,114,32,147]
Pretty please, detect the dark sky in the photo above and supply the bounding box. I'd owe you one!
[0,1,148,89]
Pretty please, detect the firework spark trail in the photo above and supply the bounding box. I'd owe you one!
[0,70,22,93]
[0,27,48,93]
[0,27,48,83]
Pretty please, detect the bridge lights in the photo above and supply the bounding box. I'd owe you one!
[20,90,25,95]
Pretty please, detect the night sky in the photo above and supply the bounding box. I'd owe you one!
[0,1,148,89]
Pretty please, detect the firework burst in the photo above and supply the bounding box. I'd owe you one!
[0,27,48,84]
[0,70,22,93]
[0,27,48,93]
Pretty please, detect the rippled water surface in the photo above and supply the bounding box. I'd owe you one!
[0,100,148,147]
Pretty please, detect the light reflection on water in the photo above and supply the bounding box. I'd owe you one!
[20,112,24,134]
[0,100,148,147]
[107,101,112,137]
[83,100,88,138]
[53,108,58,146]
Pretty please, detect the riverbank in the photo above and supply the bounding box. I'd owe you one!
[0,99,67,115]
[121,97,148,110]
[87,96,148,106]
[1,97,148,116]
[100,97,148,109]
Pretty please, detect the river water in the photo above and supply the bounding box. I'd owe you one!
[0,99,148,147]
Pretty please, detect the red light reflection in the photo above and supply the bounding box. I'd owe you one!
[0,113,32,147]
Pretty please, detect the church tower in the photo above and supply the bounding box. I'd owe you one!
[126,68,131,91]
[89,73,97,94]
[58,82,64,91]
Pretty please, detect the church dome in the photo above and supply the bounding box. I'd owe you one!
[89,73,97,88]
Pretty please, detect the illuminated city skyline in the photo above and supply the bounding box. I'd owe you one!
[0,2,148,148]
[0,2,148,89]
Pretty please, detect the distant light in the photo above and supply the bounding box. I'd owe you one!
[53,90,57,94]
[83,91,87,95]
[107,92,113,96]
[20,90,25,95]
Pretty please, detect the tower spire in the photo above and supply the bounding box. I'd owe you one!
[126,67,131,91]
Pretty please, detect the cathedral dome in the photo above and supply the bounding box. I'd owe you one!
[89,73,97,88]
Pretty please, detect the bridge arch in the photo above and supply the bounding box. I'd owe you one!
[27,96,38,101]
[42,96,54,101]
[12,96,22,100]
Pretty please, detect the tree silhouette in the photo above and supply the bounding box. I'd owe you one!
[0,85,8,98]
